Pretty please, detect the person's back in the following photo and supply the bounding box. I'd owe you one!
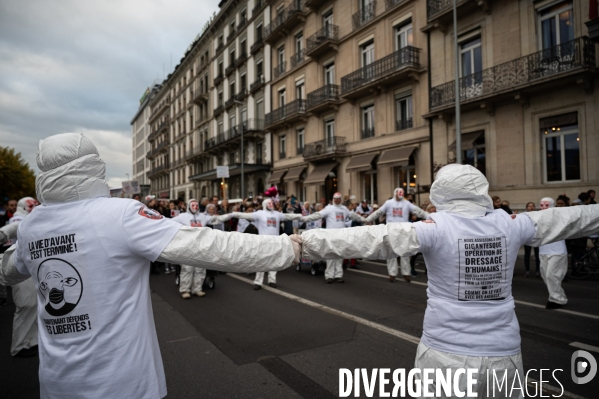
[16,197,178,398]
[414,209,534,356]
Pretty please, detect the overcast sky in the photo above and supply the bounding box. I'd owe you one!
[0,0,220,188]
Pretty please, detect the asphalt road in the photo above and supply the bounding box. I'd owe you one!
[1,256,598,398]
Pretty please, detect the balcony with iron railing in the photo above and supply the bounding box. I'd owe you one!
[306,24,339,58]
[252,0,265,17]
[303,136,347,160]
[214,104,224,116]
[236,88,248,101]
[279,151,287,160]
[235,51,248,67]
[385,0,407,10]
[425,0,490,31]
[340,46,421,100]
[147,163,170,178]
[290,49,306,69]
[185,145,204,162]
[225,64,235,76]
[306,84,341,114]
[225,97,235,109]
[264,0,307,44]
[237,17,247,31]
[149,120,169,141]
[214,73,224,86]
[396,118,414,131]
[352,1,376,31]
[204,119,265,152]
[149,99,170,123]
[429,37,596,112]
[265,99,307,130]
[227,29,236,43]
[216,42,225,54]
[273,61,286,79]
[361,127,375,139]
[250,75,265,93]
[193,89,209,105]
[296,146,304,155]
[251,36,264,54]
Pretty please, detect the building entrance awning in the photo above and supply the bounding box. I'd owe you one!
[377,146,418,168]
[283,166,307,182]
[345,152,378,172]
[267,169,288,183]
[303,162,338,185]
[448,132,484,152]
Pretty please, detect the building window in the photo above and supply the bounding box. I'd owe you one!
[361,105,375,138]
[240,73,247,91]
[218,60,223,75]
[295,80,305,100]
[362,171,378,205]
[395,20,413,50]
[280,135,287,159]
[229,151,236,165]
[395,94,413,131]
[295,32,303,53]
[324,63,335,84]
[297,128,305,155]
[323,9,333,26]
[463,133,486,176]
[278,46,285,66]
[256,23,263,41]
[325,119,335,146]
[395,156,416,194]
[256,59,263,80]
[360,40,374,67]
[218,91,223,106]
[230,81,235,99]
[256,142,264,164]
[460,36,483,92]
[230,49,236,65]
[539,1,574,50]
[218,120,224,134]
[278,89,286,107]
[542,112,579,182]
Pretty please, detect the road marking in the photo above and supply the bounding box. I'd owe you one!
[347,268,429,287]
[229,273,585,399]
[167,336,198,344]
[228,273,421,345]
[570,342,599,353]
[351,266,599,320]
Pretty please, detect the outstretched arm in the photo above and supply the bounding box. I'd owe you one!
[282,213,303,221]
[410,204,429,220]
[301,223,420,261]
[348,212,366,223]
[210,213,235,223]
[157,226,300,271]
[0,244,30,286]
[365,208,384,223]
[230,212,255,222]
[523,205,599,246]
[301,212,323,223]
[0,223,19,244]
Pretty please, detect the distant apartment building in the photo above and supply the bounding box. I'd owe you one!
[134,0,599,207]
[130,87,157,197]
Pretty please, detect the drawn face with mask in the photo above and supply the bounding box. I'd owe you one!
[263,199,275,211]
[189,200,199,214]
[539,197,554,210]
[394,188,404,201]
[332,192,342,206]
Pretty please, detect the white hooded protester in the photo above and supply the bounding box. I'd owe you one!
[299,164,599,396]
[300,192,367,283]
[365,187,429,283]
[231,198,303,289]
[0,196,39,357]
[538,197,568,309]
[171,199,234,298]
[0,133,301,399]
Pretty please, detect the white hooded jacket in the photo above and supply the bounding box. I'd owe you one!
[301,164,599,356]
[0,133,298,399]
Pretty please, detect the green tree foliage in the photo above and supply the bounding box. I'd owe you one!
[0,147,36,202]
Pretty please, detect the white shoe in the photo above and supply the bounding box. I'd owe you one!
[196,291,206,297]
[181,292,191,299]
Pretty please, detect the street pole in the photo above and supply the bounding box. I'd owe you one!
[453,0,462,164]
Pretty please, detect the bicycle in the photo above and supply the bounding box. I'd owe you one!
[569,237,599,280]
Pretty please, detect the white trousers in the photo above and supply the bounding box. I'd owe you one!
[11,278,38,356]
[539,254,568,305]
[325,259,343,279]
[387,256,411,277]
[414,342,524,399]
[254,271,277,286]
[179,265,206,294]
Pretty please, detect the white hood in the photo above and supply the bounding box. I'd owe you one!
[429,164,493,218]
[36,133,110,205]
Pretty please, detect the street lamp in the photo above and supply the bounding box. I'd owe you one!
[233,99,245,198]
[125,173,130,180]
